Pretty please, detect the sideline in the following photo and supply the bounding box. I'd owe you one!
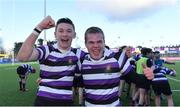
[172,90,180,92]
[2,67,16,70]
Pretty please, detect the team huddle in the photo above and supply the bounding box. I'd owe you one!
[118,47,176,106]
[16,16,176,106]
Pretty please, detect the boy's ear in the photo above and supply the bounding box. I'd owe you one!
[54,32,56,38]
[73,32,76,39]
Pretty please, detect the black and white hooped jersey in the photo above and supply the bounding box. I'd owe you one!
[20,64,33,73]
[153,66,176,82]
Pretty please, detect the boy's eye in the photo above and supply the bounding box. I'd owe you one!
[88,41,94,44]
[67,30,72,33]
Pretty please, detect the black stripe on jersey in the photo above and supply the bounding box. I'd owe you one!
[114,51,123,60]
[84,55,115,62]
[82,68,120,74]
[154,74,166,78]
[38,46,47,61]
[86,96,118,104]
[119,58,127,70]
[48,45,78,55]
[40,73,74,79]
[41,59,78,66]
[35,96,73,106]
[39,83,72,90]
[112,51,128,70]
[84,82,119,89]
[71,48,77,54]
[48,45,60,53]
[103,55,114,60]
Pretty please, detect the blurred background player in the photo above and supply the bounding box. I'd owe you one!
[119,46,133,98]
[154,51,175,67]
[16,64,36,92]
[152,51,176,106]
[132,47,153,106]
[152,65,176,106]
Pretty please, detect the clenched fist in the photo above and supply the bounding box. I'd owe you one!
[37,15,55,30]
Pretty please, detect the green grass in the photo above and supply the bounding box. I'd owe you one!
[0,62,39,106]
[0,61,180,106]
[165,61,180,106]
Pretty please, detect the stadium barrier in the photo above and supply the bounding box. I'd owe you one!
[0,58,16,64]
[162,57,180,61]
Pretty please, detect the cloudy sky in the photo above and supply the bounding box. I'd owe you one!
[0,0,179,50]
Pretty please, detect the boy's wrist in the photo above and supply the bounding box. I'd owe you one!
[32,27,42,36]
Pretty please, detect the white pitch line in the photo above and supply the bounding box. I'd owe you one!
[172,90,180,92]
[167,77,180,92]
[168,77,180,82]
[2,67,16,70]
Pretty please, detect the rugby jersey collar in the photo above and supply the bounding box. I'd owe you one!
[86,48,114,62]
[87,53,106,63]
[53,43,72,54]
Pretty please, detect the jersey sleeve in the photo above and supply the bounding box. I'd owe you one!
[76,49,87,71]
[36,45,50,62]
[115,50,127,69]
[116,51,135,75]
[164,68,176,76]
[121,58,135,75]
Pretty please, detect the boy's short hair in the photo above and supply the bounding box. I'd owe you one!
[141,47,152,56]
[55,18,75,31]
[84,26,105,43]
[154,51,160,54]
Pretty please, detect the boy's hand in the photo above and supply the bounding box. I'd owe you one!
[142,63,154,80]
[37,15,55,30]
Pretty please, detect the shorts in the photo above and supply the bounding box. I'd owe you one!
[136,74,151,90]
[120,75,126,80]
[73,76,84,87]
[124,70,137,84]
[19,75,25,79]
[152,80,172,96]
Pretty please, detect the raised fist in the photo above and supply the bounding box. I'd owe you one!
[37,15,55,30]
